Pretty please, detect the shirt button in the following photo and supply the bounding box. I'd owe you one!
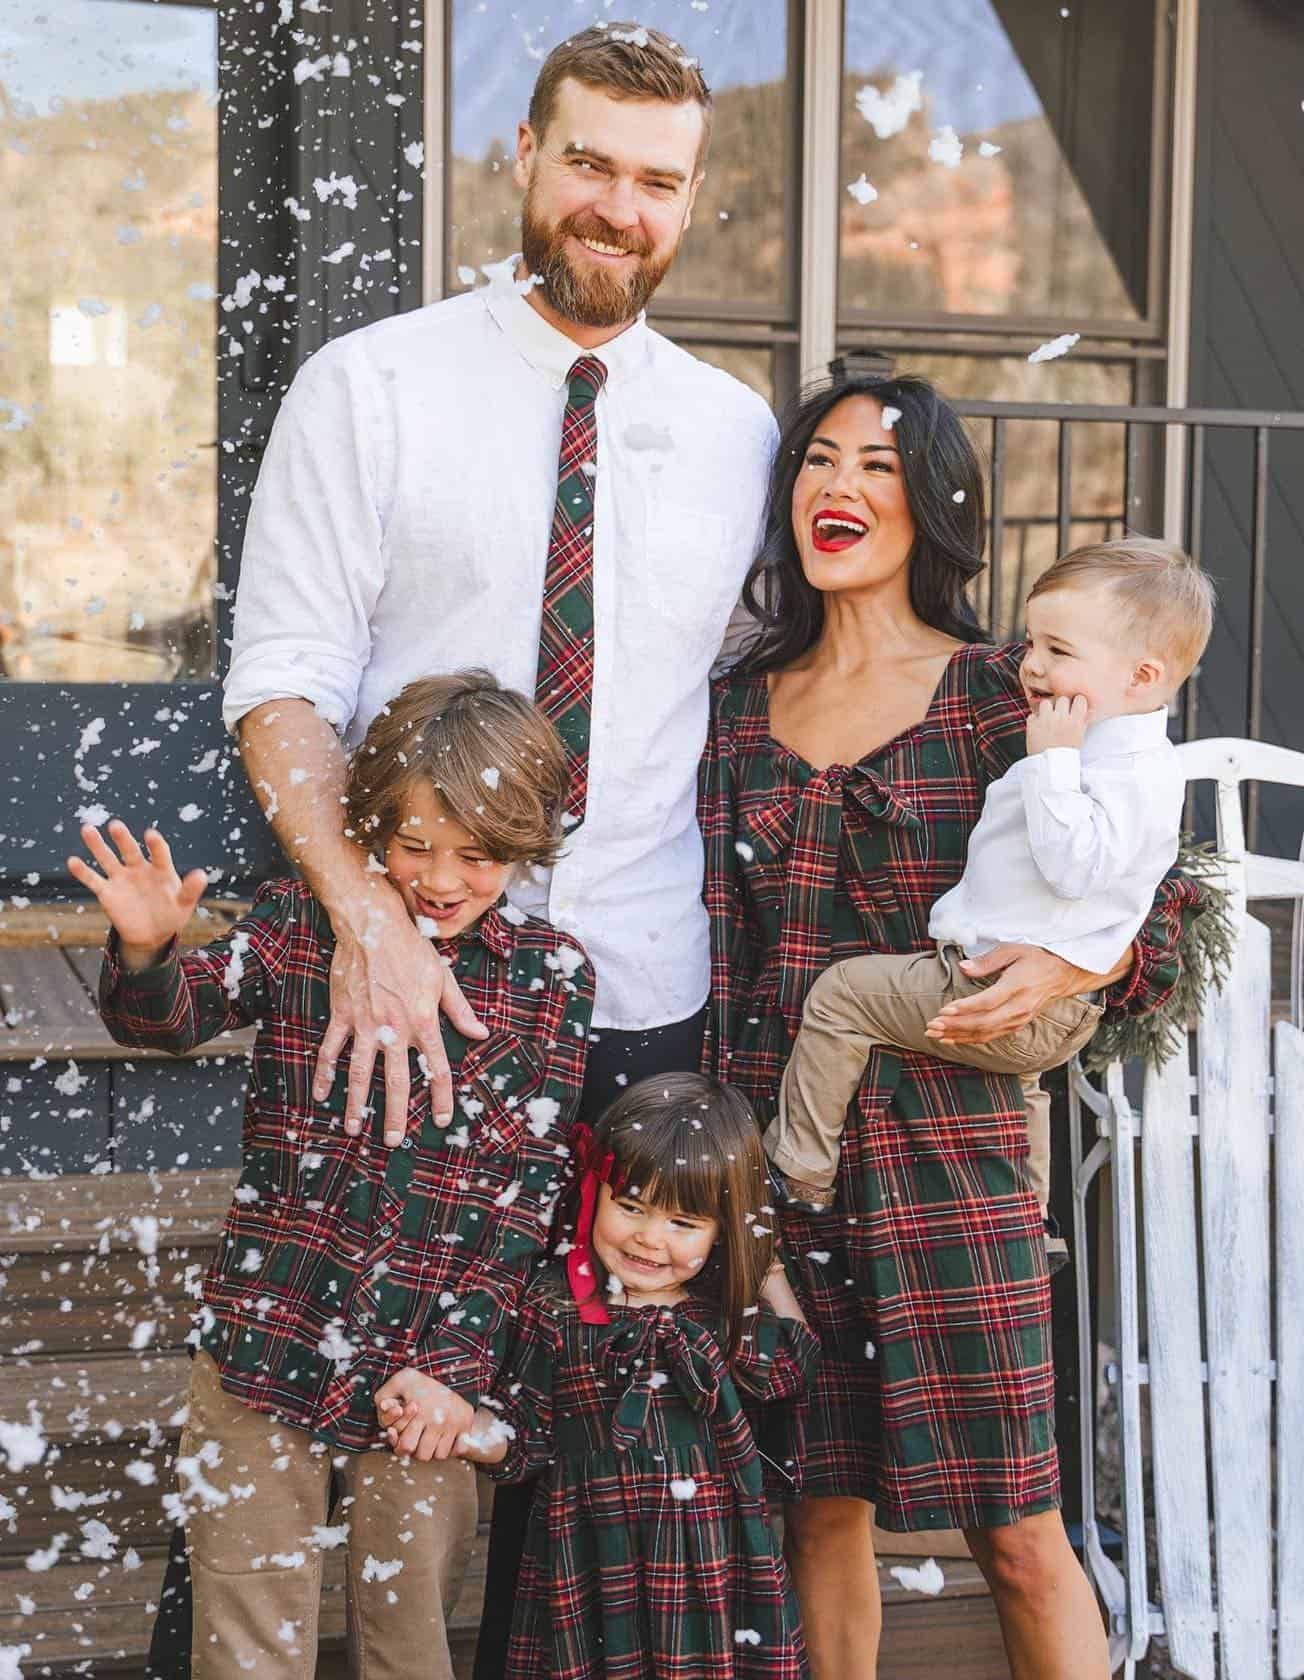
[379,1223,393,1238]
[401,1137,412,1149]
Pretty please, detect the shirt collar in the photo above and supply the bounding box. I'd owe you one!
[435,898,516,964]
[1081,706,1171,761]
[483,264,650,392]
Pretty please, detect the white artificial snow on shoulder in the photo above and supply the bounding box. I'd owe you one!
[846,174,878,205]
[545,946,586,979]
[222,929,252,999]
[890,1557,945,1596]
[480,256,542,299]
[1028,332,1080,364]
[928,126,964,168]
[855,70,923,139]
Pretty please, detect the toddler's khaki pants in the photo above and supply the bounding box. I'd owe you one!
[180,1350,479,1680]
[767,945,1103,1213]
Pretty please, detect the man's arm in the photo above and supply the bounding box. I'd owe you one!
[237,697,485,1135]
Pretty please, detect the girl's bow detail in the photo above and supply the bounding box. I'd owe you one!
[566,1122,626,1324]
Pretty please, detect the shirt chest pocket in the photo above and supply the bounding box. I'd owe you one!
[643,499,738,650]
[448,1033,548,1156]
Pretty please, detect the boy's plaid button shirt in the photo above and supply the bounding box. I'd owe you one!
[99,880,594,1451]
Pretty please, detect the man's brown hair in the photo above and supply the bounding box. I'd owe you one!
[343,670,569,867]
[528,22,713,168]
[1028,535,1217,687]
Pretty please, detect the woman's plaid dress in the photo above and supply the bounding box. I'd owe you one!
[487,1269,818,1679]
[701,642,1199,1532]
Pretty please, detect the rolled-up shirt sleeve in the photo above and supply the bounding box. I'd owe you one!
[222,340,391,737]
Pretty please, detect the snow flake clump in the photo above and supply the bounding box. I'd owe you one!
[223,928,251,999]
[481,766,501,791]
[177,803,202,823]
[361,1555,404,1583]
[855,70,923,139]
[890,1557,945,1596]
[0,1415,46,1473]
[669,1476,698,1501]
[880,406,903,431]
[734,1629,763,1647]
[1028,332,1081,364]
[0,1645,32,1680]
[846,174,878,205]
[928,126,964,169]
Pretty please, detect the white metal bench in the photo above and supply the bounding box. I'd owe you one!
[1071,737,1304,1679]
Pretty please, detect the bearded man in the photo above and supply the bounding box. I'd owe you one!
[145,23,776,1680]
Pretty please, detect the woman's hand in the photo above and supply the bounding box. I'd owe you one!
[67,821,207,972]
[925,943,1130,1045]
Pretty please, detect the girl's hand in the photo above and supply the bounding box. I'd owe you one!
[375,1368,475,1461]
[67,821,207,971]
[760,1254,807,1325]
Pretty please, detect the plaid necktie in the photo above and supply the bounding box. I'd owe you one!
[536,354,607,828]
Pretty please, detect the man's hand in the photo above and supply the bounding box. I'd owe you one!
[314,890,489,1140]
[926,942,1128,1046]
[67,821,207,972]
[375,1368,475,1461]
[1025,694,1089,756]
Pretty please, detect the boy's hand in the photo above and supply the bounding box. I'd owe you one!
[375,1368,475,1461]
[1025,694,1089,755]
[67,821,207,971]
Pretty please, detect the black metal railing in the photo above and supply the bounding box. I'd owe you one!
[952,400,1304,849]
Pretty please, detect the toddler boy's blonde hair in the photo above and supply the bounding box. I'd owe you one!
[1028,535,1216,687]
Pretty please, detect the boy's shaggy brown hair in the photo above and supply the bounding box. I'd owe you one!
[343,670,569,867]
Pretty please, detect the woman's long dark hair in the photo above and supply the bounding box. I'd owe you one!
[739,373,989,674]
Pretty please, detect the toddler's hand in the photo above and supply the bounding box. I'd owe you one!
[67,821,207,971]
[375,1368,475,1461]
[1026,694,1089,755]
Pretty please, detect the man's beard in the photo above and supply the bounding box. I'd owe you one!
[520,190,679,329]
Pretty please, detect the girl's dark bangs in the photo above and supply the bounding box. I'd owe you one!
[612,1117,728,1221]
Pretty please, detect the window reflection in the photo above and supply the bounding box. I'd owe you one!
[0,0,218,683]
[448,0,790,310]
[840,0,1153,324]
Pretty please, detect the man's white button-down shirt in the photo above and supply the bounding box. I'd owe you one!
[223,284,777,1031]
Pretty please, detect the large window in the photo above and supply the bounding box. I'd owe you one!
[839,0,1157,330]
[0,0,218,683]
[446,0,795,402]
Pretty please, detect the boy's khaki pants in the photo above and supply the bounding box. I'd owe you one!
[180,1350,479,1680]
[767,946,1104,1212]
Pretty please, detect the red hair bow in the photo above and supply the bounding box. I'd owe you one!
[567,1122,626,1325]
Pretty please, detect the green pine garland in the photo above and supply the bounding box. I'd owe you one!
[1081,836,1237,1073]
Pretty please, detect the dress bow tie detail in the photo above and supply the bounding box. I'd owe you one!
[600,1310,762,1498]
[770,760,920,1031]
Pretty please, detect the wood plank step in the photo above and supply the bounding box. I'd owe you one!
[0,947,256,1063]
[0,1168,235,1252]
[0,902,253,952]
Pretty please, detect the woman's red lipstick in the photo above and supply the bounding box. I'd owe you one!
[811,510,869,553]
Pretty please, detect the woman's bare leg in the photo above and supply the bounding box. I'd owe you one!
[783,1496,880,1680]
[964,1509,1109,1680]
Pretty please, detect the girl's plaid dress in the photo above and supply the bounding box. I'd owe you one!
[486,1269,818,1680]
[701,642,1201,1532]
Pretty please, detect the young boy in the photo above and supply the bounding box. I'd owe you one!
[765,538,1215,1232]
[75,671,594,1680]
